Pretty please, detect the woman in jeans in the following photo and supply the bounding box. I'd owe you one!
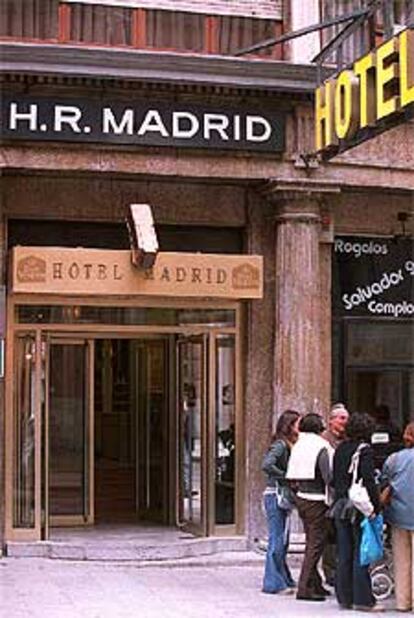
[261,409,300,594]
[382,421,414,612]
[332,412,382,612]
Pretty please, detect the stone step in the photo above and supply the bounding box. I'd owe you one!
[5,535,250,562]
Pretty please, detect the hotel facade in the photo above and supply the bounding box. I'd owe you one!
[0,0,413,554]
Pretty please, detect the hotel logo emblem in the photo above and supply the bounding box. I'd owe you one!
[232,263,260,289]
[17,255,47,283]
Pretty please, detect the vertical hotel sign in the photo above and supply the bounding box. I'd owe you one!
[315,27,414,156]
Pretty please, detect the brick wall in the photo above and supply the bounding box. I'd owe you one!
[63,0,283,18]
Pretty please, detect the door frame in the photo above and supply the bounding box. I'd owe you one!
[176,333,209,536]
[45,337,95,530]
[5,295,242,541]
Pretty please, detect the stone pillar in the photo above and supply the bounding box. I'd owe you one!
[274,203,321,416]
[273,193,324,537]
[262,182,339,421]
[245,189,276,544]
[0,216,5,552]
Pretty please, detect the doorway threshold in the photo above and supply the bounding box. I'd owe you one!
[5,525,248,561]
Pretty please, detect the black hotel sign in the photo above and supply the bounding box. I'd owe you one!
[1,96,285,153]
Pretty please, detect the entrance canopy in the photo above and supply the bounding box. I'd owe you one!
[11,247,263,299]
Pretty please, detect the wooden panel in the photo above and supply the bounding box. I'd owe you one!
[12,247,263,299]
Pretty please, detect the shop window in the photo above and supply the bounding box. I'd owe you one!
[331,235,414,428]
[145,10,205,53]
[0,0,59,40]
[68,2,132,45]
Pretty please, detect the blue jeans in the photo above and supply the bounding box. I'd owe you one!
[262,493,295,593]
[335,518,375,608]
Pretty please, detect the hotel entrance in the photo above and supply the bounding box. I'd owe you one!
[6,315,240,542]
[4,245,263,545]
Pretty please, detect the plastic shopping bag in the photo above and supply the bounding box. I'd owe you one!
[359,514,384,567]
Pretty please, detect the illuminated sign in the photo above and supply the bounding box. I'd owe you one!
[315,28,414,155]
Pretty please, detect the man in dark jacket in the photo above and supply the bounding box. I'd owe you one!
[321,403,349,586]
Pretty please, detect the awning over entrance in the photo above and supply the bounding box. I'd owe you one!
[11,247,263,299]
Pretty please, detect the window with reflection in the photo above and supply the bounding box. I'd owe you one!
[16,305,235,327]
[0,0,283,59]
[217,16,282,58]
[0,0,59,40]
[49,343,88,517]
[69,2,132,45]
[13,335,36,528]
[146,10,205,52]
[215,335,235,525]
[320,0,414,67]
[178,338,204,527]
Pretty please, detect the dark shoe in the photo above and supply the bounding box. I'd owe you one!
[296,593,326,602]
[339,604,352,610]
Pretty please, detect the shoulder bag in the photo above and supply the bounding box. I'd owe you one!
[348,443,375,518]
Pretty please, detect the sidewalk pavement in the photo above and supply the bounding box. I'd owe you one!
[0,553,401,618]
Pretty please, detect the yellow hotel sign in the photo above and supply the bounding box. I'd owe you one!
[315,27,414,153]
[11,247,263,299]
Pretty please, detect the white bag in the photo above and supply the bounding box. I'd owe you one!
[348,444,374,518]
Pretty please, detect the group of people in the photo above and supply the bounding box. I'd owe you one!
[261,405,414,613]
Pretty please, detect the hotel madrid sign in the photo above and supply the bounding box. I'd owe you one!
[12,247,263,299]
[315,27,414,155]
[1,97,285,153]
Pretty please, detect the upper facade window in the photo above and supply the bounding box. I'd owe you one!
[0,0,283,59]
[0,0,59,40]
[320,0,414,67]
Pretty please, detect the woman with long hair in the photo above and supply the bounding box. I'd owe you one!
[332,412,382,611]
[262,409,300,594]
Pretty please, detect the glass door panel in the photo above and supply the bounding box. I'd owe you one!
[13,333,39,533]
[176,336,208,535]
[48,340,94,526]
[214,335,236,525]
[134,340,168,522]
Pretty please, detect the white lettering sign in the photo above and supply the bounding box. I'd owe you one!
[334,238,388,258]
[2,97,285,152]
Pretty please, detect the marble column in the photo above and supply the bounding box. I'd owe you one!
[273,195,323,418]
[0,217,5,551]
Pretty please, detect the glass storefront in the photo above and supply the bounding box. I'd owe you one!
[332,236,414,429]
